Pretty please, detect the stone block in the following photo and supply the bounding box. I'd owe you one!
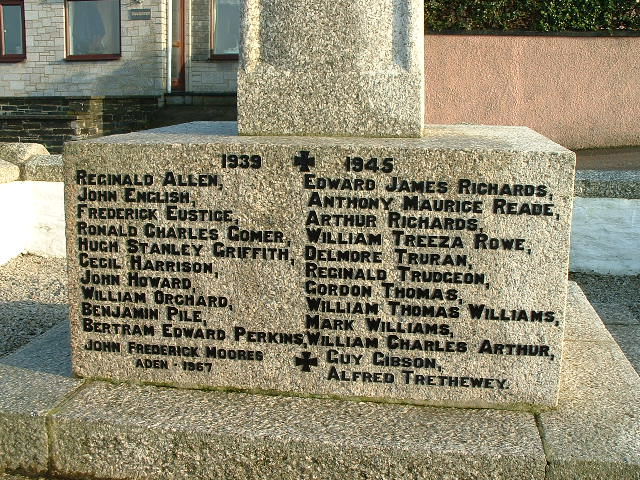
[22,154,63,182]
[0,364,82,474]
[540,341,640,479]
[0,159,19,184]
[49,382,545,480]
[0,142,49,166]
[64,122,575,410]
[237,0,424,138]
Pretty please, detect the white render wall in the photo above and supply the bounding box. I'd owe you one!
[0,0,167,97]
[570,197,640,275]
[0,182,65,264]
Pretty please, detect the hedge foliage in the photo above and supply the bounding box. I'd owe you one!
[425,0,640,32]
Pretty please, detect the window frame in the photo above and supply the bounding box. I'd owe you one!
[209,0,239,61]
[64,0,121,61]
[0,0,26,63]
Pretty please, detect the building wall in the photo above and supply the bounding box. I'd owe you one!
[187,0,237,93]
[0,96,160,152]
[425,34,640,150]
[0,0,167,97]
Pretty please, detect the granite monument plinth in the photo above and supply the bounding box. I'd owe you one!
[64,0,576,411]
[64,122,575,410]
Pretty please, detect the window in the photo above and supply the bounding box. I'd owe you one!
[0,0,25,62]
[210,0,240,60]
[65,0,120,60]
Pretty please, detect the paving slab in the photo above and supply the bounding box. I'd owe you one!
[49,382,545,480]
[1,321,72,377]
[539,297,640,479]
[0,364,82,475]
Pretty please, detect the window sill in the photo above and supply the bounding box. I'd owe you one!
[0,56,26,63]
[209,54,239,61]
[65,54,121,61]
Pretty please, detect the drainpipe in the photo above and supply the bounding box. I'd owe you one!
[166,0,172,94]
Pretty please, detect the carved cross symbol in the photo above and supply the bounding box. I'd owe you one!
[294,151,315,172]
[295,351,318,372]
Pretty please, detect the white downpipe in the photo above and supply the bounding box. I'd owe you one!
[167,0,172,94]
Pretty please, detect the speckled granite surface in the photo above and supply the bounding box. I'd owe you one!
[237,0,424,138]
[0,257,638,479]
[63,124,576,410]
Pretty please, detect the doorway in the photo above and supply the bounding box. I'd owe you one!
[171,0,186,91]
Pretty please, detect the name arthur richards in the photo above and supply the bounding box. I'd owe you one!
[65,131,575,410]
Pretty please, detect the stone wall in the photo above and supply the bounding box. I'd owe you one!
[0,0,166,97]
[187,0,238,93]
[425,34,640,150]
[0,97,160,153]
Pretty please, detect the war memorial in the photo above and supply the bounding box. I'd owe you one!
[1,1,638,479]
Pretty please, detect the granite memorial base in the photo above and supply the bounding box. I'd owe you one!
[64,122,574,411]
[1,282,638,480]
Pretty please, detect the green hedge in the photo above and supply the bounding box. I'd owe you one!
[425,0,640,32]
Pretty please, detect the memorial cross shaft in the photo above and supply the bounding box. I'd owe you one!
[237,0,425,138]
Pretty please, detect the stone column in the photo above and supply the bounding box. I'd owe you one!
[237,0,425,138]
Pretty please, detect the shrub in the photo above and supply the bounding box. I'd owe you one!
[425,0,640,32]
